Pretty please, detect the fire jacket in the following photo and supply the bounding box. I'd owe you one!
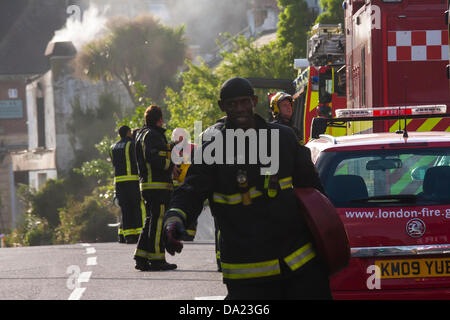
[135,125,174,191]
[110,136,139,184]
[166,114,325,283]
[272,118,301,141]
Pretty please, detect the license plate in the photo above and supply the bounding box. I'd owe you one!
[375,258,450,279]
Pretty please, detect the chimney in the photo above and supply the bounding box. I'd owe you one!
[44,41,77,80]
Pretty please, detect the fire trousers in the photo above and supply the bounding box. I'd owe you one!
[135,189,171,261]
[225,256,333,300]
[115,181,144,241]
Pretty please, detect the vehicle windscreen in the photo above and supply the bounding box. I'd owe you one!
[317,147,450,207]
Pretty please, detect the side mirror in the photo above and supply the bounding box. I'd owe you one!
[311,117,328,139]
[318,104,333,118]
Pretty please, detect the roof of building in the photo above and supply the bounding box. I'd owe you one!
[45,41,77,57]
[0,1,67,75]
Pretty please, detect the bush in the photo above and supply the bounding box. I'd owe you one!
[3,213,53,247]
[56,196,118,244]
[23,217,53,246]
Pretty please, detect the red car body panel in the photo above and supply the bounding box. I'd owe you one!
[307,131,450,299]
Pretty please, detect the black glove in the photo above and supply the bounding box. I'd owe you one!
[163,217,187,255]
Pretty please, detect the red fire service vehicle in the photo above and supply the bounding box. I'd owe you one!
[307,106,450,299]
[343,0,449,134]
[447,0,450,78]
[302,0,450,299]
[292,24,347,144]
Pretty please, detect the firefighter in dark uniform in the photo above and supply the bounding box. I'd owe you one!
[134,105,177,271]
[110,125,144,244]
[163,77,333,299]
[269,91,301,141]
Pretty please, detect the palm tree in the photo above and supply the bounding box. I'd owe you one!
[74,14,187,105]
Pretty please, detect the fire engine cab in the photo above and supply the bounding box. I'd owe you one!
[292,24,347,144]
[307,106,450,299]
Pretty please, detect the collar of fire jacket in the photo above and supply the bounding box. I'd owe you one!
[148,124,167,134]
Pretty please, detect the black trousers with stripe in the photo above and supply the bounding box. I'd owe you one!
[135,189,172,261]
[225,257,332,300]
[115,181,144,239]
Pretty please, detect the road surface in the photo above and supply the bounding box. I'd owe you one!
[0,207,227,300]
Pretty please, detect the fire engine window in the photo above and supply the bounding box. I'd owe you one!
[326,80,333,95]
[319,68,332,103]
[335,67,346,97]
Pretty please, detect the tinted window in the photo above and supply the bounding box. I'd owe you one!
[316,147,450,206]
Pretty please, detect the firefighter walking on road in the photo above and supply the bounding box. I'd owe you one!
[134,105,177,271]
[110,125,144,244]
[163,77,333,299]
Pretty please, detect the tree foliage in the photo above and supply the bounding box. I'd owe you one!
[26,172,92,228]
[315,0,345,25]
[276,0,318,58]
[165,60,222,135]
[74,14,187,104]
[55,195,117,244]
[166,34,297,135]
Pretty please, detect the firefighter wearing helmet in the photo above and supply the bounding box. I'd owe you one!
[270,92,301,140]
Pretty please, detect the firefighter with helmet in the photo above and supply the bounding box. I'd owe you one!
[110,125,143,244]
[270,91,301,140]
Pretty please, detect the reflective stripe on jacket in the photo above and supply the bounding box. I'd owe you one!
[135,125,173,190]
[110,137,139,183]
[167,115,325,283]
[212,177,293,205]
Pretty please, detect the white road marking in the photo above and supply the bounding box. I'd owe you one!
[87,256,97,266]
[86,247,96,254]
[67,244,97,300]
[68,287,86,300]
[194,296,225,300]
[78,271,92,283]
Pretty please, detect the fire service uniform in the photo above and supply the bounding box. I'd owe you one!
[165,115,332,298]
[134,124,175,270]
[110,136,144,243]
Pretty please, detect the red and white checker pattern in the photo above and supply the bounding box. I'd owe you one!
[387,30,449,62]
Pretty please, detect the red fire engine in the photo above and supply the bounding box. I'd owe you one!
[447,0,450,78]
[292,24,347,143]
[344,0,450,134]
[304,0,450,299]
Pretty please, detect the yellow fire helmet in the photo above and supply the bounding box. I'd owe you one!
[269,92,293,116]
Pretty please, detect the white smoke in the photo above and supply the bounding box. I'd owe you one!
[51,4,109,51]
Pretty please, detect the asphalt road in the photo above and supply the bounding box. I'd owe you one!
[0,207,228,300]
